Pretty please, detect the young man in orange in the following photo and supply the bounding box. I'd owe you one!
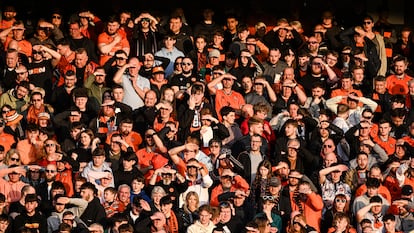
[97,15,130,66]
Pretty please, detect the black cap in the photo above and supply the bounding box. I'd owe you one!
[401,185,413,196]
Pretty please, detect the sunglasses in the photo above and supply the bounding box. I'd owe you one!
[45,169,56,173]
[116,57,127,61]
[16,71,27,75]
[221,175,233,179]
[10,157,20,162]
[363,21,372,25]
[1,110,10,114]
[323,144,333,148]
[187,165,198,169]
[52,15,62,19]
[161,173,173,176]
[262,196,274,201]
[32,50,43,55]
[335,199,346,203]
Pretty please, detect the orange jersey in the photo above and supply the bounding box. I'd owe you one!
[373,135,396,156]
[215,89,245,121]
[386,74,413,95]
[97,32,130,66]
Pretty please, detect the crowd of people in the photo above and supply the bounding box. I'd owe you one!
[0,2,414,233]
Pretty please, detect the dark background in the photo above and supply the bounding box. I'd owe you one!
[2,0,413,35]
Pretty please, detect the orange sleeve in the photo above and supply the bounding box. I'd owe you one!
[233,175,250,192]
[210,186,222,207]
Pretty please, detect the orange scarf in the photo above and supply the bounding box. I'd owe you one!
[167,211,179,233]
[27,105,45,124]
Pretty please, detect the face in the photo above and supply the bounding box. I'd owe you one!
[107,21,120,35]
[181,58,194,73]
[240,51,251,66]
[259,166,269,177]
[25,201,38,213]
[357,154,368,169]
[242,77,253,91]
[284,124,297,137]
[169,17,182,33]
[307,37,319,52]
[250,123,264,135]
[394,60,407,75]
[120,123,133,136]
[268,49,281,64]
[92,155,105,167]
[311,58,323,74]
[152,192,164,205]
[75,52,88,68]
[118,187,130,202]
[144,91,157,107]
[250,136,262,151]
[8,153,20,165]
[334,197,346,210]
[94,70,106,84]
[379,123,391,136]
[131,180,144,192]
[363,19,373,31]
[45,140,57,154]
[80,188,93,201]
[16,85,29,99]
[113,88,124,102]
[219,206,232,223]
[31,94,44,109]
[162,89,174,102]
[45,164,57,181]
[199,210,212,225]
[80,132,92,146]
[64,75,77,88]
[226,18,238,31]
[161,203,173,215]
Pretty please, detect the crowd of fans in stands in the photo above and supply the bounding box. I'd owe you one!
[0,3,414,233]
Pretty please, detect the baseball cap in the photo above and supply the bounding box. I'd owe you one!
[269,177,281,187]
[401,185,413,196]
[152,66,165,74]
[209,49,220,58]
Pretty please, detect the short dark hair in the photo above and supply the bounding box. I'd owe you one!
[365,177,381,189]
[160,195,173,206]
[220,106,235,118]
[80,182,98,195]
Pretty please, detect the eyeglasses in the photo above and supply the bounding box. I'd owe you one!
[10,157,20,162]
[45,143,56,147]
[16,71,27,75]
[182,63,192,66]
[323,144,333,148]
[335,199,346,203]
[1,110,10,114]
[32,50,43,55]
[141,18,151,22]
[45,169,56,173]
[363,21,372,25]
[52,15,62,19]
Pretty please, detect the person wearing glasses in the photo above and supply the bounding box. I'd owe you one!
[215,200,244,233]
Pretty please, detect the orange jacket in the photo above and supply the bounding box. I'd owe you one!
[56,166,74,197]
